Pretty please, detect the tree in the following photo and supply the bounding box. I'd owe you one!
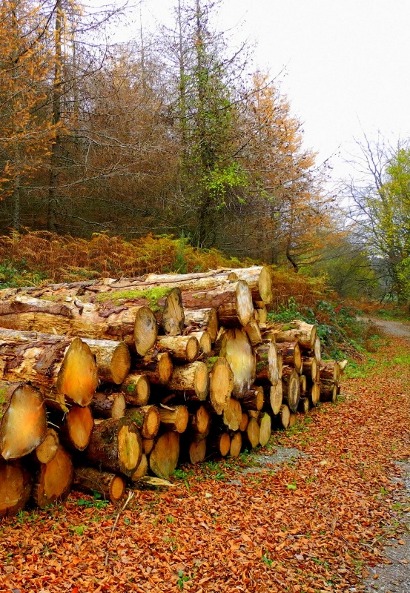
[348,136,410,305]
[0,0,56,229]
[234,72,332,267]
[164,0,248,247]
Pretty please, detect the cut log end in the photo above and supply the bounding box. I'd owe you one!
[209,357,234,415]
[56,337,99,406]
[110,342,132,384]
[0,383,47,460]
[134,306,158,356]
[149,431,180,479]
[33,445,74,508]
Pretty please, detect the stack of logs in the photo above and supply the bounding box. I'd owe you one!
[0,266,347,517]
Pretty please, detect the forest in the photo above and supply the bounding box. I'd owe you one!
[0,0,409,307]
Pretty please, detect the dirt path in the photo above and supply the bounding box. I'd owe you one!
[367,317,410,339]
[363,319,410,593]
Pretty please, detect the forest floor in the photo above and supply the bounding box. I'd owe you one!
[0,330,409,593]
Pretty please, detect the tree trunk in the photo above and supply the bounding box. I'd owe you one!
[91,392,126,420]
[33,445,73,508]
[167,361,209,401]
[0,295,157,355]
[86,417,142,478]
[121,373,151,406]
[188,405,212,440]
[0,382,47,460]
[222,397,242,431]
[133,351,173,386]
[187,330,212,354]
[209,357,234,414]
[0,459,32,518]
[217,328,256,397]
[156,334,199,362]
[208,432,230,457]
[0,329,98,408]
[82,338,131,385]
[254,340,280,384]
[244,416,260,448]
[73,466,126,504]
[60,405,94,451]
[276,341,302,374]
[269,382,283,415]
[158,404,189,433]
[184,307,219,342]
[181,280,254,327]
[125,405,161,439]
[241,386,264,411]
[149,431,180,479]
[268,320,317,350]
[34,428,59,464]
[282,366,301,413]
[258,412,272,447]
[229,431,242,457]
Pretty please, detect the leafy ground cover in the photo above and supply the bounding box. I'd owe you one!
[1,337,409,593]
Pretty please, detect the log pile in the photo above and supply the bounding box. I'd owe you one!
[0,266,347,517]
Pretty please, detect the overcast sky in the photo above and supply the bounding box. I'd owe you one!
[111,0,410,182]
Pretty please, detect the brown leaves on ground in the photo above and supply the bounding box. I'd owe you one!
[1,337,409,593]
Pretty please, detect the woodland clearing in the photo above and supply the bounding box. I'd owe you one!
[0,331,409,593]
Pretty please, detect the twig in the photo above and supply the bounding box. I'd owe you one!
[104,489,135,566]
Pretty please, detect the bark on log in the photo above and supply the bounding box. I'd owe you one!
[184,308,219,342]
[189,405,212,439]
[217,328,256,397]
[125,405,161,439]
[33,445,73,508]
[0,458,32,517]
[208,432,230,457]
[244,318,263,346]
[0,294,158,356]
[320,380,338,403]
[156,334,199,362]
[158,287,185,336]
[241,386,264,411]
[91,392,126,419]
[82,338,131,385]
[254,340,280,384]
[121,373,151,406]
[158,404,189,433]
[275,404,291,429]
[187,330,212,354]
[320,360,341,384]
[0,329,98,408]
[209,357,234,415]
[73,467,126,504]
[0,381,47,460]
[181,281,254,328]
[144,265,273,305]
[269,320,317,350]
[276,341,302,374]
[302,356,321,383]
[86,417,142,477]
[133,351,173,386]
[167,361,209,401]
[149,431,180,479]
[298,397,310,414]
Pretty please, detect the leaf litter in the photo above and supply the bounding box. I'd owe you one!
[0,337,409,593]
